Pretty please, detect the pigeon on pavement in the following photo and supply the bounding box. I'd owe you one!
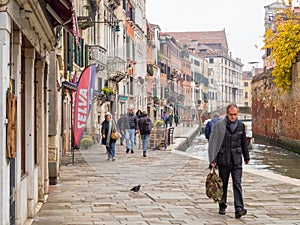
[130,184,141,192]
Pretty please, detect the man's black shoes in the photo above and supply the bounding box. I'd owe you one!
[219,208,226,215]
[235,209,247,218]
[126,148,134,153]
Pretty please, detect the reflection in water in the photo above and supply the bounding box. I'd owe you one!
[250,143,300,179]
[186,135,300,179]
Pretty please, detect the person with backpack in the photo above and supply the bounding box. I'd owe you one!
[138,111,154,157]
[205,112,221,140]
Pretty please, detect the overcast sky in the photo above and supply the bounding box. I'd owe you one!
[145,0,299,70]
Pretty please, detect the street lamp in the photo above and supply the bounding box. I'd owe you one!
[92,20,121,32]
[77,16,121,32]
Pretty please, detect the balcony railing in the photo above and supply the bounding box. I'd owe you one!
[88,45,107,71]
[107,56,125,73]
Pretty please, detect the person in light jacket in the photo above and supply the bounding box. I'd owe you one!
[124,108,139,153]
[208,103,250,219]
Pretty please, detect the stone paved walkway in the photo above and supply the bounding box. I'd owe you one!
[32,126,300,225]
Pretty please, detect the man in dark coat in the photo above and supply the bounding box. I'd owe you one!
[208,103,250,219]
[138,111,153,157]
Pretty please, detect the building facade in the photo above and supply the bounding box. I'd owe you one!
[262,1,286,71]
[0,0,81,224]
[166,30,244,111]
[242,71,252,107]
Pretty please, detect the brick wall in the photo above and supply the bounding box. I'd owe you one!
[252,62,300,153]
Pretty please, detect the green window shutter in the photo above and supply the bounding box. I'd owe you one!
[79,38,84,67]
[67,34,74,71]
[98,77,102,91]
[73,38,78,65]
[73,37,83,66]
[85,45,89,67]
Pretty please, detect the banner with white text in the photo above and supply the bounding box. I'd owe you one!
[73,64,96,147]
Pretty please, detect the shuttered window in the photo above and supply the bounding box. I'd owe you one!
[68,35,86,70]
[67,34,74,71]
[98,77,102,91]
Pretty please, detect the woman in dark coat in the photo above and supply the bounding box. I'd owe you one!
[101,112,118,161]
[174,114,179,126]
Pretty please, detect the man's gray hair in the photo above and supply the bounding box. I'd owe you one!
[213,112,220,118]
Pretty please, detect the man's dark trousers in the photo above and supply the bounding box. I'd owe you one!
[218,163,244,212]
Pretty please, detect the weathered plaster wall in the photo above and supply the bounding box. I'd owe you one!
[252,62,300,153]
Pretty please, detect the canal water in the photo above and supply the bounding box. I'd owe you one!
[185,134,300,180]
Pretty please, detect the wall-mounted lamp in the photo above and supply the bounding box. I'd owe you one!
[115,23,120,32]
[94,20,121,32]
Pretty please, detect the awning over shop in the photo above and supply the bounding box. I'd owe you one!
[62,80,77,91]
[118,95,128,101]
[176,103,189,111]
[44,0,79,44]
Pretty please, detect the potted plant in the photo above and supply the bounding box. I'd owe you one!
[154,119,164,128]
[80,136,93,149]
[153,96,160,104]
[101,86,115,101]
[101,86,115,95]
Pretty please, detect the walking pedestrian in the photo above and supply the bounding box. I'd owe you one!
[168,113,173,127]
[174,114,179,126]
[124,108,139,153]
[138,111,154,157]
[135,109,143,145]
[205,112,221,140]
[161,111,168,128]
[208,103,250,218]
[101,112,118,161]
[117,114,125,145]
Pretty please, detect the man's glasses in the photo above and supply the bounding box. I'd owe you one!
[228,113,237,116]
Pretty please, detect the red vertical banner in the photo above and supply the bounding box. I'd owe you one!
[71,0,80,47]
[73,64,96,147]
